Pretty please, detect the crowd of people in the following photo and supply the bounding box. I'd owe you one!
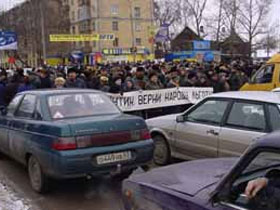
[0,60,261,107]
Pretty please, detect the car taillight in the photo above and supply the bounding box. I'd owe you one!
[140,129,151,140]
[52,137,77,151]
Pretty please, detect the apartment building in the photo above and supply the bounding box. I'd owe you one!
[67,0,155,62]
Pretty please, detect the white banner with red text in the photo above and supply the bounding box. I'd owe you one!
[108,87,213,112]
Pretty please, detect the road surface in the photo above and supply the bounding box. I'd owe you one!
[0,154,139,210]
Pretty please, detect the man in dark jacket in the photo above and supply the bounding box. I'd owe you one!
[4,74,20,105]
[38,68,52,89]
[0,72,6,107]
[65,68,87,88]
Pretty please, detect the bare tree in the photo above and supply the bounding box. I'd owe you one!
[222,0,241,34]
[154,0,182,35]
[255,23,279,57]
[237,0,273,58]
[181,0,208,37]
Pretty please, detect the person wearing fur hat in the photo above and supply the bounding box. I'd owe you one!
[145,72,163,90]
[54,77,66,88]
[110,76,123,94]
[98,76,110,92]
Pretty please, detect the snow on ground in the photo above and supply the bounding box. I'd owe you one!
[0,182,31,210]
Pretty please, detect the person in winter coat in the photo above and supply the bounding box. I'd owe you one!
[17,74,34,93]
[0,72,6,107]
[54,77,66,88]
[122,79,136,92]
[65,68,87,88]
[38,68,52,89]
[4,74,20,105]
[110,77,123,94]
[145,72,164,90]
[98,76,110,92]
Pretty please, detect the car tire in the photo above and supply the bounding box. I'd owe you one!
[28,155,49,193]
[153,135,170,166]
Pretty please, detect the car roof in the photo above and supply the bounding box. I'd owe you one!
[209,91,280,104]
[252,131,280,150]
[18,88,102,96]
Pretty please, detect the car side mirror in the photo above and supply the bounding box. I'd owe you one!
[176,115,185,123]
[0,107,7,116]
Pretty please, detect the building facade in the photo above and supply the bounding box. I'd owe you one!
[67,0,155,63]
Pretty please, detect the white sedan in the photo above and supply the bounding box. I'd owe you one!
[146,91,280,165]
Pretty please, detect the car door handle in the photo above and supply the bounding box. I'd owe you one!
[207,130,219,136]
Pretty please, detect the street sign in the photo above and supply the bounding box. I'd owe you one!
[49,34,115,42]
[0,31,18,50]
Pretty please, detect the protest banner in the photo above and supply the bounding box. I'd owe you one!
[108,87,213,112]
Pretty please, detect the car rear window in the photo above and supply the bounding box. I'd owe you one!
[48,93,120,119]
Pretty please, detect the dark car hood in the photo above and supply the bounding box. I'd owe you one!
[56,114,146,136]
[129,158,237,197]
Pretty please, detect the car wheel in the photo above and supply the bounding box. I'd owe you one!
[28,155,49,193]
[153,135,170,166]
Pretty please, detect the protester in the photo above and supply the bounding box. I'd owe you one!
[17,73,34,93]
[0,59,260,103]
[145,72,163,90]
[123,79,136,92]
[98,76,110,92]
[0,71,6,107]
[38,68,52,89]
[54,77,66,88]
[133,67,148,90]
[65,68,87,88]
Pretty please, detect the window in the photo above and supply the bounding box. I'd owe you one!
[135,38,142,46]
[268,105,280,131]
[92,40,97,48]
[92,21,96,31]
[111,4,119,15]
[72,11,75,21]
[134,7,141,18]
[34,100,43,120]
[221,151,280,210]
[251,65,274,84]
[113,37,119,47]
[71,0,74,5]
[112,21,118,31]
[48,93,120,120]
[7,95,23,116]
[72,26,76,34]
[187,100,229,125]
[135,22,141,31]
[226,102,266,131]
[15,95,36,119]
[242,151,280,176]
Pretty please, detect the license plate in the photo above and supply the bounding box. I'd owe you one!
[96,151,132,165]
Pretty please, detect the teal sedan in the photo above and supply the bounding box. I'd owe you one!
[0,89,154,193]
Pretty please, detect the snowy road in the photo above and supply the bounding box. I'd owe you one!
[0,154,133,210]
[0,181,31,210]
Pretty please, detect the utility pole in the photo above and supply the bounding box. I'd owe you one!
[96,0,101,53]
[150,0,155,58]
[39,0,47,65]
[128,0,136,62]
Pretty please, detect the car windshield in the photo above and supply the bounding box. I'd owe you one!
[242,152,280,176]
[48,93,120,119]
